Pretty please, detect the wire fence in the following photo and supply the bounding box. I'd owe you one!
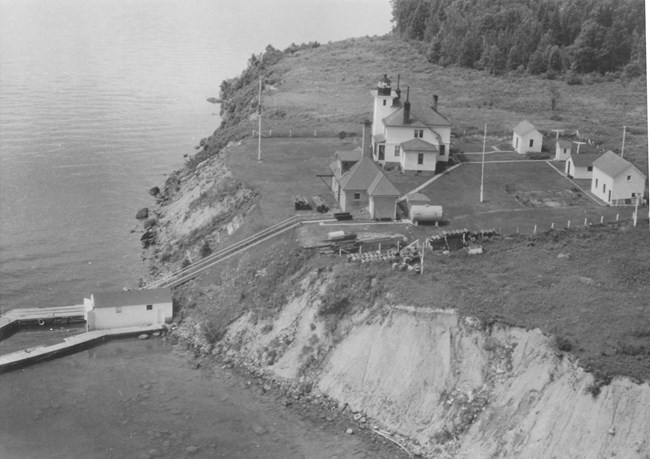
[252,128,362,139]
[495,210,644,237]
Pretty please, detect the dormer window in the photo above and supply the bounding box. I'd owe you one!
[414,129,423,138]
[627,175,632,181]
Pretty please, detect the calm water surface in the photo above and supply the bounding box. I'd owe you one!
[0,0,392,310]
[0,1,392,457]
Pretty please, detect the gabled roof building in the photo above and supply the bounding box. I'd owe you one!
[590,151,646,205]
[370,74,451,172]
[329,154,400,220]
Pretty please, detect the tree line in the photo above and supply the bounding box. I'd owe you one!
[390,0,646,76]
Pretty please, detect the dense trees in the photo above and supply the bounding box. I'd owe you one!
[390,0,645,75]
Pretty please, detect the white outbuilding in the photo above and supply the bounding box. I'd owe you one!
[84,288,173,331]
[591,151,646,205]
[512,120,543,154]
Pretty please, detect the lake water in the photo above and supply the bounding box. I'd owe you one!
[0,0,392,311]
[0,2,393,456]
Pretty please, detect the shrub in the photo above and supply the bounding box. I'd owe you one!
[566,73,582,85]
[624,62,643,79]
[338,131,347,140]
[181,257,191,269]
[555,336,573,352]
[200,240,213,258]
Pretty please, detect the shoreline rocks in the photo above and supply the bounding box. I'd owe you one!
[136,208,149,220]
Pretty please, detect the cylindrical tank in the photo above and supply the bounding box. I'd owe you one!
[327,230,345,240]
[409,205,443,224]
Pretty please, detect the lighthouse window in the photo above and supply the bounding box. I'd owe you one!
[353,193,361,200]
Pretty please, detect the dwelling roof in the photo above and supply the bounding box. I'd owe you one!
[400,138,438,152]
[382,99,450,128]
[367,173,400,197]
[593,150,644,178]
[335,148,362,162]
[557,139,572,148]
[339,157,383,191]
[93,288,172,309]
[570,153,601,167]
[513,120,540,137]
[373,133,386,143]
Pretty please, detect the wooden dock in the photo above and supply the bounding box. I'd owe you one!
[0,305,85,340]
[0,324,165,373]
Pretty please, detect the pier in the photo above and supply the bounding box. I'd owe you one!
[0,324,164,373]
[0,305,166,373]
[0,305,86,340]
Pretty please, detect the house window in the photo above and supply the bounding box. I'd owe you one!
[383,100,386,106]
[440,145,445,156]
[516,138,519,148]
[602,184,606,193]
[595,178,598,188]
[146,304,153,311]
[417,153,424,165]
[632,193,637,197]
[627,175,632,181]
[353,193,361,200]
[394,146,400,157]
[529,139,534,147]
[587,166,592,171]
[414,129,423,138]
[378,145,385,161]
[116,306,122,313]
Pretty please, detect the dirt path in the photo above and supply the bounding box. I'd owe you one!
[0,338,407,459]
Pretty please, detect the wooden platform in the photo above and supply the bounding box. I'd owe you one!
[0,305,86,340]
[0,324,165,373]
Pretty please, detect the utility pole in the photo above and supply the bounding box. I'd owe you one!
[573,141,586,155]
[621,125,626,159]
[257,77,262,162]
[480,124,486,203]
[551,129,563,142]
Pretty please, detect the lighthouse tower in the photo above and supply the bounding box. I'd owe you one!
[371,74,399,137]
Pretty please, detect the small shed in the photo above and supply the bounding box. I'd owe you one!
[591,151,646,205]
[84,288,173,331]
[566,153,600,179]
[555,139,572,161]
[367,173,400,220]
[512,120,543,154]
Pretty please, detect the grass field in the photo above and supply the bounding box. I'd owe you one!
[259,36,647,173]
[174,35,649,383]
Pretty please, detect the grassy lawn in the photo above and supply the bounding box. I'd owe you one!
[417,161,633,234]
[225,137,349,225]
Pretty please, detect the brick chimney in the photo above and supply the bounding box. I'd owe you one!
[403,87,411,125]
[432,94,438,112]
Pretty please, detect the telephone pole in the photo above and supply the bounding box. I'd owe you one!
[480,124,486,203]
[257,77,262,162]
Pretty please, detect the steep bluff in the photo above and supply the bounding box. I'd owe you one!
[202,271,649,458]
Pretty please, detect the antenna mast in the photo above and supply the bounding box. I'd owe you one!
[480,124,486,203]
[258,77,262,162]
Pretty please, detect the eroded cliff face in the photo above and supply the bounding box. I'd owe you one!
[206,270,650,458]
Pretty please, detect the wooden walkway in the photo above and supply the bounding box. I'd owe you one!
[0,304,85,339]
[0,324,165,373]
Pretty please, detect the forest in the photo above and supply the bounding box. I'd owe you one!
[390,0,646,76]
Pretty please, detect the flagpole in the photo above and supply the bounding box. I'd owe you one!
[257,77,262,162]
[480,124,486,203]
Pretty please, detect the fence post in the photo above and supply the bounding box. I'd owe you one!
[314,130,317,137]
[516,227,519,233]
[378,243,381,252]
[616,214,619,221]
[551,222,555,230]
[567,220,571,228]
[533,224,537,234]
[289,129,292,138]
[584,218,588,226]
[269,129,272,136]
[600,216,604,224]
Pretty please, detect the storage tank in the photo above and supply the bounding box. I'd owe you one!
[410,205,443,225]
